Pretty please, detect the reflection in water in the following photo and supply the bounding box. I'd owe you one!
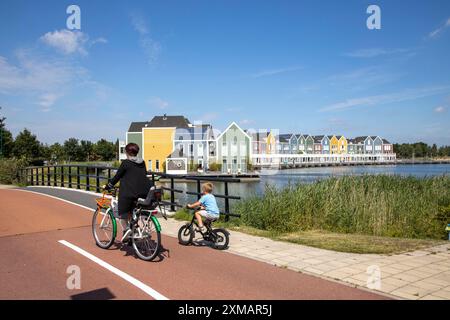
[161,164,450,209]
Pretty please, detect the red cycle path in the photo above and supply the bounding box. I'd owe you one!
[0,189,389,300]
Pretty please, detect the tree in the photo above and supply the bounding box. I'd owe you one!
[80,140,94,161]
[0,108,14,158]
[94,139,115,161]
[49,143,64,163]
[12,129,41,160]
[63,138,82,162]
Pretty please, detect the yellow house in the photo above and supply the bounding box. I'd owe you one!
[337,135,348,154]
[329,135,339,154]
[134,115,191,172]
[143,127,176,172]
[266,131,277,154]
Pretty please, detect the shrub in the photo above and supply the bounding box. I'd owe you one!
[208,162,222,172]
[234,175,450,240]
[0,158,29,185]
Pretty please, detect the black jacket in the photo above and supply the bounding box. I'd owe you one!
[108,159,153,200]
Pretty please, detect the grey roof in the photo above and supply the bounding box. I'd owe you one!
[313,135,324,143]
[382,138,391,144]
[128,115,191,132]
[246,131,269,142]
[354,136,370,143]
[277,134,292,143]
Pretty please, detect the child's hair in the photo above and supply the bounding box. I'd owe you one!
[202,182,213,193]
[125,143,139,157]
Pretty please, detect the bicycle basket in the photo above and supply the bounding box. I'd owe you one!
[96,197,111,208]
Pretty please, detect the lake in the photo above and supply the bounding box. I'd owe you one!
[164,164,450,208]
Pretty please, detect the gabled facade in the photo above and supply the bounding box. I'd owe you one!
[266,131,277,154]
[277,134,292,154]
[329,135,339,154]
[382,138,393,154]
[305,135,314,154]
[247,130,269,155]
[215,122,252,174]
[313,135,324,154]
[371,136,384,154]
[296,134,306,154]
[337,135,348,154]
[354,136,374,154]
[172,124,215,170]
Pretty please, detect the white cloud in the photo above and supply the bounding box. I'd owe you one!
[0,52,86,94]
[434,106,446,113]
[240,119,254,125]
[148,97,169,109]
[429,17,450,38]
[344,48,410,58]
[130,13,161,65]
[38,93,59,112]
[40,29,88,55]
[320,85,450,112]
[250,66,303,78]
[40,30,107,55]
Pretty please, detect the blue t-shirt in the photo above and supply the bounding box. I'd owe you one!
[199,193,220,216]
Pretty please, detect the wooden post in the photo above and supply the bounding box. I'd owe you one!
[95,167,100,193]
[41,167,45,186]
[30,168,34,186]
[68,166,72,188]
[76,166,81,189]
[86,166,90,191]
[224,182,230,222]
[196,179,201,200]
[60,166,64,187]
[53,166,57,186]
[47,167,50,186]
[170,177,175,211]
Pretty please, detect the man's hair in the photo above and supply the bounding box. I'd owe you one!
[202,182,213,193]
[125,143,139,157]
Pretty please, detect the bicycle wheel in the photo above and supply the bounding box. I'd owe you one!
[132,214,161,261]
[178,223,194,245]
[211,228,229,250]
[92,208,116,249]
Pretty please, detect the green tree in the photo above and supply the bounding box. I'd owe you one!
[0,109,14,158]
[12,129,41,160]
[80,140,94,161]
[63,138,82,162]
[49,143,64,163]
[94,139,115,161]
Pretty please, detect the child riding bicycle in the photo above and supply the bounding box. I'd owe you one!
[187,182,220,232]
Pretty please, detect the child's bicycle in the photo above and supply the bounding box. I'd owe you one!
[92,186,167,261]
[177,207,229,250]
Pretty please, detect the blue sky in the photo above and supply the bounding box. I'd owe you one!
[0,0,449,145]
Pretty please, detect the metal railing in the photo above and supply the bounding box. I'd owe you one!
[20,165,241,221]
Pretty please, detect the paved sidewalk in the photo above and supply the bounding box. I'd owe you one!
[159,218,450,300]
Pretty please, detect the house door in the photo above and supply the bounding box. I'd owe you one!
[198,159,203,170]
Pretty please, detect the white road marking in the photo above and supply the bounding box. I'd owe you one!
[58,240,169,300]
[12,188,95,212]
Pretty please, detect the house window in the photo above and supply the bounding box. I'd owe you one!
[233,136,237,145]
[189,143,194,155]
[120,147,125,154]
[198,143,203,156]
[155,160,160,171]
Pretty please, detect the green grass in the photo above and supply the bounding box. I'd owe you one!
[174,175,450,254]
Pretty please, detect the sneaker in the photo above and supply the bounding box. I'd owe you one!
[196,225,206,233]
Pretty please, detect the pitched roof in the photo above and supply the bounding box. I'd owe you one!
[354,136,370,143]
[313,135,324,143]
[382,138,391,144]
[148,115,191,128]
[175,124,213,140]
[128,114,192,132]
[277,134,292,143]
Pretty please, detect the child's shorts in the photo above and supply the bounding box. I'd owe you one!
[198,210,219,221]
